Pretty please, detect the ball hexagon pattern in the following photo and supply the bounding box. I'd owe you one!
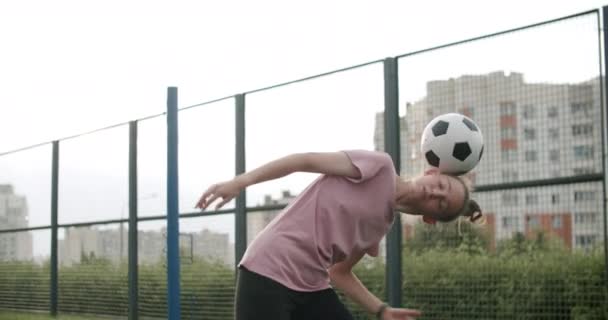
[453,142,472,161]
[425,150,440,167]
[420,113,484,174]
[432,120,449,136]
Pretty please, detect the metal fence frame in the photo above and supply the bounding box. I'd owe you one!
[0,6,606,320]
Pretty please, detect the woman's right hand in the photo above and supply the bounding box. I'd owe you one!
[195,178,243,210]
[382,307,422,320]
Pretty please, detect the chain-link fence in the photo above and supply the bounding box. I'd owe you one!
[0,7,606,320]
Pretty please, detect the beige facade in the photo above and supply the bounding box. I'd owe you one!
[0,184,33,261]
[247,190,295,245]
[375,71,603,250]
[58,226,233,266]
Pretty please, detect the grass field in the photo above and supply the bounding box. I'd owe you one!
[0,311,116,320]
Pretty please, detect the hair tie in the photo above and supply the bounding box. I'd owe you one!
[463,200,483,222]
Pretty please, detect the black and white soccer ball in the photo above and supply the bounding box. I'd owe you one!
[420,113,484,175]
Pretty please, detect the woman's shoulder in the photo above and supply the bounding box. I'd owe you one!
[343,149,393,162]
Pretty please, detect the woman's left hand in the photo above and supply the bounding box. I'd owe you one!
[382,307,422,320]
[195,179,243,210]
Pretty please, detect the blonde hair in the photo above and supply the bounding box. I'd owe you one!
[436,175,483,224]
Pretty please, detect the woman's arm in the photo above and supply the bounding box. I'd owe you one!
[195,151,360,210]
[329,252,422,320]
[329,251,384,314]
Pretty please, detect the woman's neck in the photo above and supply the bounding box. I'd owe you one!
[394,177,414,206]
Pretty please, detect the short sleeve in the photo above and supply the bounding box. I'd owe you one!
[342,150,394,183]
[365,242,380,257]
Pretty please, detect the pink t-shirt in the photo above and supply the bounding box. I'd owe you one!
[239,150,396,292]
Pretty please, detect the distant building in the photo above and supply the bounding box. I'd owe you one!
[525,213,573,248]
[0,185,33,261]
[247,190,295,245]
[373,112,409,172]
[59,228,91,265]
[190,228,234,266]
[138,229,165,265]
[59,226,233,266]
[376,71,603,250]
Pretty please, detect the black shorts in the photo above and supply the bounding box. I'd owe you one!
[235,266,354,320]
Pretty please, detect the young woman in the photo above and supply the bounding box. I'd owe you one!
[195,150,482,320]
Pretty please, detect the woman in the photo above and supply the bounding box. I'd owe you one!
[196,150,482,320]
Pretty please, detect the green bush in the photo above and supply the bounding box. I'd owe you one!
[400,249,606,319]
[0,262,49,312]
[0,248,606,320]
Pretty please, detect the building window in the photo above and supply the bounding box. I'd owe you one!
[547,106,559,118]
[525,150,537,162]
[502,216,519,229]
[502,170,518,182]
[525,194,539,205]
[570,102,592,116]
[523,128,536,140]
[572,123,594,137]
[502,192,518,206]
[573,145,594,160]
[575,235,597,247]
[573,167,595,175]
[551,194,560,204]
[500,101,516,116]
[574,191,596,202]
[574,212,598,224]
[502,149,517,161]
[527,216,540,229]
[548,128,559,139]
[552,216,562,229]
[523,105,535,119]
[501,127,516,139]
[549,149,560,162]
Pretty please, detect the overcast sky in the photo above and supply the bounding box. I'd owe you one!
[1,0,606,257]
[1,0,606,153]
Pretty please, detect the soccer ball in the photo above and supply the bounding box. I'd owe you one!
[420,113,484,175]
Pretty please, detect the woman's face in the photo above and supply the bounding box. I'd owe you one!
[400,169,467,221]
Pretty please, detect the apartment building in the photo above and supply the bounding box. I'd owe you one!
[376,71,603,250]
[58,226,233,266]
[247,190,295,245]
[0,185,33,261]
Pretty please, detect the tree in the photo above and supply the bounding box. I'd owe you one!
[496,231,567,257]
[404,220,490,254]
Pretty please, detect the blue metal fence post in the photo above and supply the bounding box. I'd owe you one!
[166,87,181,319]
[383,57,402,307]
